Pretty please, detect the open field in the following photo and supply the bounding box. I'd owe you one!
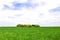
[0,27,60,40]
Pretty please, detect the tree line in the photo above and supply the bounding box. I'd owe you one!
[16,24,40,27]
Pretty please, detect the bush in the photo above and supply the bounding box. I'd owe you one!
[23,24,32,27]
[32,24,40,27]
[16,24,24,27]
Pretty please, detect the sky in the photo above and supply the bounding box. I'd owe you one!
[0,0,60,26]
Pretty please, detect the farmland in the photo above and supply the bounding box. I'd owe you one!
[0,27,60,40]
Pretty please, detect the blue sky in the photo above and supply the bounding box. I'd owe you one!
[0,0,60,26]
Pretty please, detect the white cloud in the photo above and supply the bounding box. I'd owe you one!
[0,0,60,26]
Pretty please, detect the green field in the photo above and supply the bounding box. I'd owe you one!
[0,27,60,40]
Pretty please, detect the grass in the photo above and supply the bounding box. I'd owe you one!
[0,27,60,40]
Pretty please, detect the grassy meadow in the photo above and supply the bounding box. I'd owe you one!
[0,27,60,40]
